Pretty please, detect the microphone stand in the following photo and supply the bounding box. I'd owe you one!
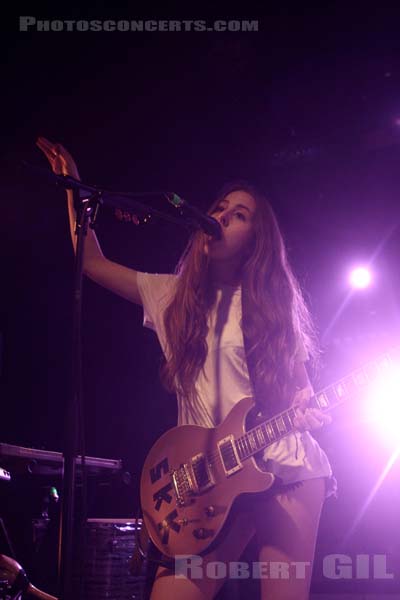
[57,184,102,600]
[22,164,209,600]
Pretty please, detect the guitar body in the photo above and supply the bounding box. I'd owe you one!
[140,396,275,558]
[140,348,396,557]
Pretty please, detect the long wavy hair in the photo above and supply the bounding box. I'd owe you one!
[161,181,318,419]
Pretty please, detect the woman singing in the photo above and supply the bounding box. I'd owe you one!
[37,136,335,600]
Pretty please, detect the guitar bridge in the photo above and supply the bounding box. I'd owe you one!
[171,454,214,505]
[171,465,193,506]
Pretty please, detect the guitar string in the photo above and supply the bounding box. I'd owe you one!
[180,361,381,471]
[171,353,395,489]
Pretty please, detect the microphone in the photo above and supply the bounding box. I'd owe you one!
[22,161,222,237]
[167,194,222,239]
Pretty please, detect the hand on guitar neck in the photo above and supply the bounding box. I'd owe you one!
[291,363,333,432]
[291,385,333,432]
[0,554,57,600]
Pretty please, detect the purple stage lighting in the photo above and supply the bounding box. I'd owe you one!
[349,266,372,289]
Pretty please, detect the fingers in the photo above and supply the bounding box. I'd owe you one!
[291,385,313,410]
[36,136,63,158]
[293,408,332,432]
[36,140,61,174]
[36,136,54,153]
[36,137,58,163]
[36,136,80,179]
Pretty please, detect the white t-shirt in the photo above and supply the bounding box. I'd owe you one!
[137,271,334,487]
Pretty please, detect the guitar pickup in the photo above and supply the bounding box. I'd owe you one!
[190,453,215,493]
[217,435,242,476]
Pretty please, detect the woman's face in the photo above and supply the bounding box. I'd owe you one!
[204,190,257,262]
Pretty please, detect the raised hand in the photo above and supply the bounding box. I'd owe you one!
[36,136,80,180]
[35,136,143,305]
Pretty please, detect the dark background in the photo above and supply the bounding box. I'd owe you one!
[1,4,400,596]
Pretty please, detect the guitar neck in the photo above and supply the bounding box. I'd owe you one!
[235,350,396,462]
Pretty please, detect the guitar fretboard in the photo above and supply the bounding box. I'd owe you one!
[234,350,398,461]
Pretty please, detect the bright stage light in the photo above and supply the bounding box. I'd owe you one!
[349,266,372,289]
[363,359,400,446]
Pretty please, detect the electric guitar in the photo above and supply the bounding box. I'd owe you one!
[140,349,398,558]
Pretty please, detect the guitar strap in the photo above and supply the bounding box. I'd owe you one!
[241,291,302,423]
[241,288,271,418]
[241,287,301,420]
[241,306,302,461]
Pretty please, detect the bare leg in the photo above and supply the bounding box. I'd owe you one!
[150,506,255,600]
[254,477,326,600]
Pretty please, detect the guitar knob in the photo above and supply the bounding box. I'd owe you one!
[205,505,215,517]
[193,528,208,539]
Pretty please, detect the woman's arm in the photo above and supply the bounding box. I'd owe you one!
[36,137,142,305]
